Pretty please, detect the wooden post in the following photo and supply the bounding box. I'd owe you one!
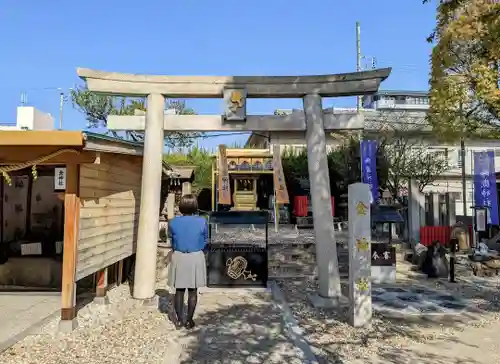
[94,267,109,304]
[117,260,124,286]
[211,159,215,211]
[59,163,79,332]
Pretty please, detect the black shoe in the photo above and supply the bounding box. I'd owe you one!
[174,319,184,330]
[184,319,195,329]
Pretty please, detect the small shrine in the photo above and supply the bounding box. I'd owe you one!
[211,148,278,211]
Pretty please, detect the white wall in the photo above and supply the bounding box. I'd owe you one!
[269,132,343,154]
[17,106,55,130]
[0,107,55,131]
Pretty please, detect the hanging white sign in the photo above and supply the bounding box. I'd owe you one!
[54,167,67,191]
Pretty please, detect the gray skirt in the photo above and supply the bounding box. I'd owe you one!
[168,250,207,289]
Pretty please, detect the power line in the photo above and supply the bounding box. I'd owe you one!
[150,131,251,141]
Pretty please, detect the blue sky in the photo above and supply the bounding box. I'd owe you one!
[0,0,435,150]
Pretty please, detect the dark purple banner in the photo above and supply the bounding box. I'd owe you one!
[473,151,499,225]
[360,140,380,204]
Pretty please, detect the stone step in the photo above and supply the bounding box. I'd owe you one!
[268,247,313,253]
[268,243,314,250]
[268,264,316,277]
[268,259,315,268]
[269,250,315,258]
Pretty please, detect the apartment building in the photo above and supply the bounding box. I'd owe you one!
[246,90,500,223]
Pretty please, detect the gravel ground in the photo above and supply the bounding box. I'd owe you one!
[3,225,500,363]
[276,259,500,364]
[0,284,307,364]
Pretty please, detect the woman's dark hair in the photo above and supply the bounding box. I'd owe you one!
[179,194,198,215]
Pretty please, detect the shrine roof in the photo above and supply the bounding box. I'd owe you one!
[371,205,404,223]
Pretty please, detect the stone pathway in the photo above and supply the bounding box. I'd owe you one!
[171,289,308,363]
[0,293,60,351]
[0,286,309,364]
[372,286,476,316]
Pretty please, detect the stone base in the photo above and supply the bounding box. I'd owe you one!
[93,296,110,305]
[348,315,372,329]
[371,266,396,284]
[135,296,158,307]
[307,293,349,308]
[58,318,78,333]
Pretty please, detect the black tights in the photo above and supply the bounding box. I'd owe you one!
[174,288,197,323]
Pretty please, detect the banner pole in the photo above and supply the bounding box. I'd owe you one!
[471,151,476,249]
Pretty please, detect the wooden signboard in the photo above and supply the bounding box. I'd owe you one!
[272,145,289,204]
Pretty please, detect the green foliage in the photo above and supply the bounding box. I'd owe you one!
[70,86,202,147]
[228,141,255,149]
[163,145,213,191]
[281,147,309,180]
[425,0,500,140]
[280,139,364,198]
[374,111,451,199]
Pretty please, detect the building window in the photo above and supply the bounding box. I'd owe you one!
[430,148,448,162]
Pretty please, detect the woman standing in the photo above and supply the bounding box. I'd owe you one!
[168,194,208,329]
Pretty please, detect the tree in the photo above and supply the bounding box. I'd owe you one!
[424,0,500,140]
[70,86,202,147]
[163,146,213,192]
[368,111,450,203]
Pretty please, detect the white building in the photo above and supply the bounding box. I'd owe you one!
[246,90,500,226]
[0,106,55,131]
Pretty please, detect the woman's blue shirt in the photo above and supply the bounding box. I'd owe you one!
[168,215,208,253]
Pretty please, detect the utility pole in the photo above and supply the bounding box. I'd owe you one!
[59,91,64,130]
[460,136,467,217]
[356,21,362,111]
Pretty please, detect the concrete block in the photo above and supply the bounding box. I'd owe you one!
[58,318,78,333]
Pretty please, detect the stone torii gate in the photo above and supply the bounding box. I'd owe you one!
[77,67,391,307]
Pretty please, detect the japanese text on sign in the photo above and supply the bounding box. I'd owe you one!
[473,151,499,225]
[361,140,380,203]
[371,244,396,266]
[54,167,66,191]
[372,251,391,260]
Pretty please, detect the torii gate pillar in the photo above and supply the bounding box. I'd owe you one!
[134,93,165,300]
[303,94,341,302]
[77,67,391,304]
